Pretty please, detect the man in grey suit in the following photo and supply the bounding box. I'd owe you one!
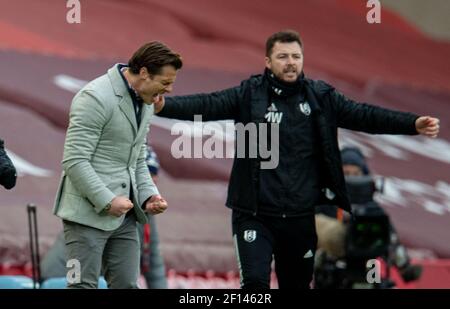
[53,41,182,288]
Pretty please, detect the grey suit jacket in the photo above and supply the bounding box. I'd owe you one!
[53,64,159,231]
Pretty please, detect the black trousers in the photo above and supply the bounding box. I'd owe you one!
[232,210,317,289]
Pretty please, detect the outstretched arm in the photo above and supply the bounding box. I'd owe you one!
[154,86,244,121]
[333,90,440,137]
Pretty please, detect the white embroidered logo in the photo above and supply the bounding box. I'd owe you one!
[272,87,282,95]
[267,103,278,112]
[299,102,311,116]
[265,103,283,124]
[243,230,257,242]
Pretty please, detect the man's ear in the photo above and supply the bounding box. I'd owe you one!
[139,67,150,80]
[265,56,271,70]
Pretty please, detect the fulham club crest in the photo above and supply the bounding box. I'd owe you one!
[243,230,257,242]
[299,102,311,116]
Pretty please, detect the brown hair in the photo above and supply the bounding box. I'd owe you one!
[128,41,183,75]
[265,30,303,57]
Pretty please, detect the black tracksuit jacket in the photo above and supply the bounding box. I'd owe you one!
[159,74,419,217]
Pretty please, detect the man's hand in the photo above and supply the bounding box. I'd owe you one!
[415,116,440,138]
[145,194,168,215]
[153,95,165,114]
[107,196,134,217]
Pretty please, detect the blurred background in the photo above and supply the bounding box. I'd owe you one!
[0,0,449,288]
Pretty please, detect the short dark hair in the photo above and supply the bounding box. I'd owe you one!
[265,30,303,57]
[128,41,183,75]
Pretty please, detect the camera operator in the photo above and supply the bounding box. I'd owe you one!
[314,146,422,286]
[0,138,17,190]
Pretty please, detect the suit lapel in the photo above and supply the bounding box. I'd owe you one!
[108,64,138,136]
[119,96,138,136]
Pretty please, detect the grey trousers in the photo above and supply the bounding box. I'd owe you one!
[63,213,140,289]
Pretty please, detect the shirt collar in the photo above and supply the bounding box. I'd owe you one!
[117,64,143,103]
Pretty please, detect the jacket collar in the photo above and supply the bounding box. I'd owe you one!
[107,63,129,98]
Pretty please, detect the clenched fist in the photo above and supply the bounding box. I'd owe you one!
[415,116,440,138]
[107,196,134,217]
[145,194,168,215]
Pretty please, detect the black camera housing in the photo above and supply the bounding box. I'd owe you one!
[314,175,393,288]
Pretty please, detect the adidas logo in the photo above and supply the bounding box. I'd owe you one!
[267,103,278,112]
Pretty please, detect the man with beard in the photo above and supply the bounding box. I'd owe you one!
[154,30,439,289]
